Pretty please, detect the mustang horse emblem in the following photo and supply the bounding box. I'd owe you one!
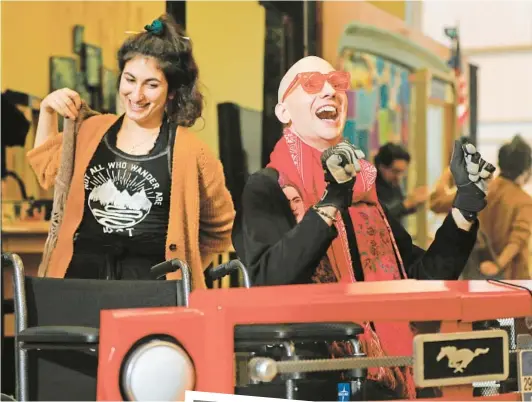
[436,346,490,373]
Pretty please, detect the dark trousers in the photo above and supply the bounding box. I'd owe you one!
[66,248,161,280]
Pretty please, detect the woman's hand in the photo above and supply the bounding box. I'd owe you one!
[479,260,500,277]
[41,88,82,120]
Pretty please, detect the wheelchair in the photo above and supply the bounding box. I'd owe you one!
[5,252,371,402]
[2,252,191,401]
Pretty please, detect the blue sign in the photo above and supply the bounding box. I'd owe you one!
[337,382,350,401]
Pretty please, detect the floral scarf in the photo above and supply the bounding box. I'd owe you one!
[267,127,417,399]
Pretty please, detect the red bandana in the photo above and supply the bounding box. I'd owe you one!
[267,127,416,399]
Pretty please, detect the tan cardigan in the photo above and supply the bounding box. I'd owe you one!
[478,176,532,280]
[27,114,235,289]
[429,167,456,214]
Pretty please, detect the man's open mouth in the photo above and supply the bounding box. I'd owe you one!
[315,105,339,121]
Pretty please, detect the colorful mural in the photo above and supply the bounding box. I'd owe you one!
[337,49,412,160]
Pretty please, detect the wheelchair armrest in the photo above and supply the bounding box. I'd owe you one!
[18,325,99,344]
[150,258,192,306]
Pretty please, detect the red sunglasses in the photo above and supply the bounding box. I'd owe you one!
[281,71,351,102]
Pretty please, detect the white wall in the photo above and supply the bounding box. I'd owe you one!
[422,0,532,49]
[468,52,532,122]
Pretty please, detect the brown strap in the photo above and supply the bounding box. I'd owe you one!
[38,103,100,277]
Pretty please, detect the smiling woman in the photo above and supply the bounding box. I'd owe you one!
[26,14,235,287]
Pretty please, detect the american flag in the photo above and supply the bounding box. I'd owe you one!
[444,27,469,130]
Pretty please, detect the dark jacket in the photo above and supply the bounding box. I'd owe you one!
[375,172,416,222]
[232,168,478,286]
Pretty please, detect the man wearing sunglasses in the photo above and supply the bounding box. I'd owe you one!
[231,56,495,400]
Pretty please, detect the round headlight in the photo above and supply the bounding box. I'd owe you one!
[122,339,195,401]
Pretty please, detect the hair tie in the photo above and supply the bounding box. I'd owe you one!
[144,19,164,35]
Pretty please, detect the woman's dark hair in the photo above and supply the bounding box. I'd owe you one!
[498,134,532,181]
[117,14,203,127]
[374,142,411,167]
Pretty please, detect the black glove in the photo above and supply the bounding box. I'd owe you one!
[316,140,364,211]
[450,138,496,221]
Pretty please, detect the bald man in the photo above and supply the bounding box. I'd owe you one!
[231,57,495,399]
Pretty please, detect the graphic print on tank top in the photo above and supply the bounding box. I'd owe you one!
[80,117,171,240]
[84,161,163,234]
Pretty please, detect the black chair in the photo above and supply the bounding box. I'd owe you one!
[2,253,191,402]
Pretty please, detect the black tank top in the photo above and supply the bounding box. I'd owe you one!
[74,115,171,262]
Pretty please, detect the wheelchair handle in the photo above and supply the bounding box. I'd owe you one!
[150,259,191,304]
[2,252,21,268]
[208,259,251,288]
[2,253,29,402]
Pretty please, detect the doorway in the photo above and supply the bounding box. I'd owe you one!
[166,1,186,28]
[259,1,318,166]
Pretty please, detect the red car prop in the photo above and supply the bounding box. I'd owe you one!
[96,270,531,401]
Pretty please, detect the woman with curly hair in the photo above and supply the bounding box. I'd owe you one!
[28,14,234,286]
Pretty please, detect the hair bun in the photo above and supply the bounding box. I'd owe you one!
[144,19,164,36]
[498,134,532,180]
[510,134,526,148]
